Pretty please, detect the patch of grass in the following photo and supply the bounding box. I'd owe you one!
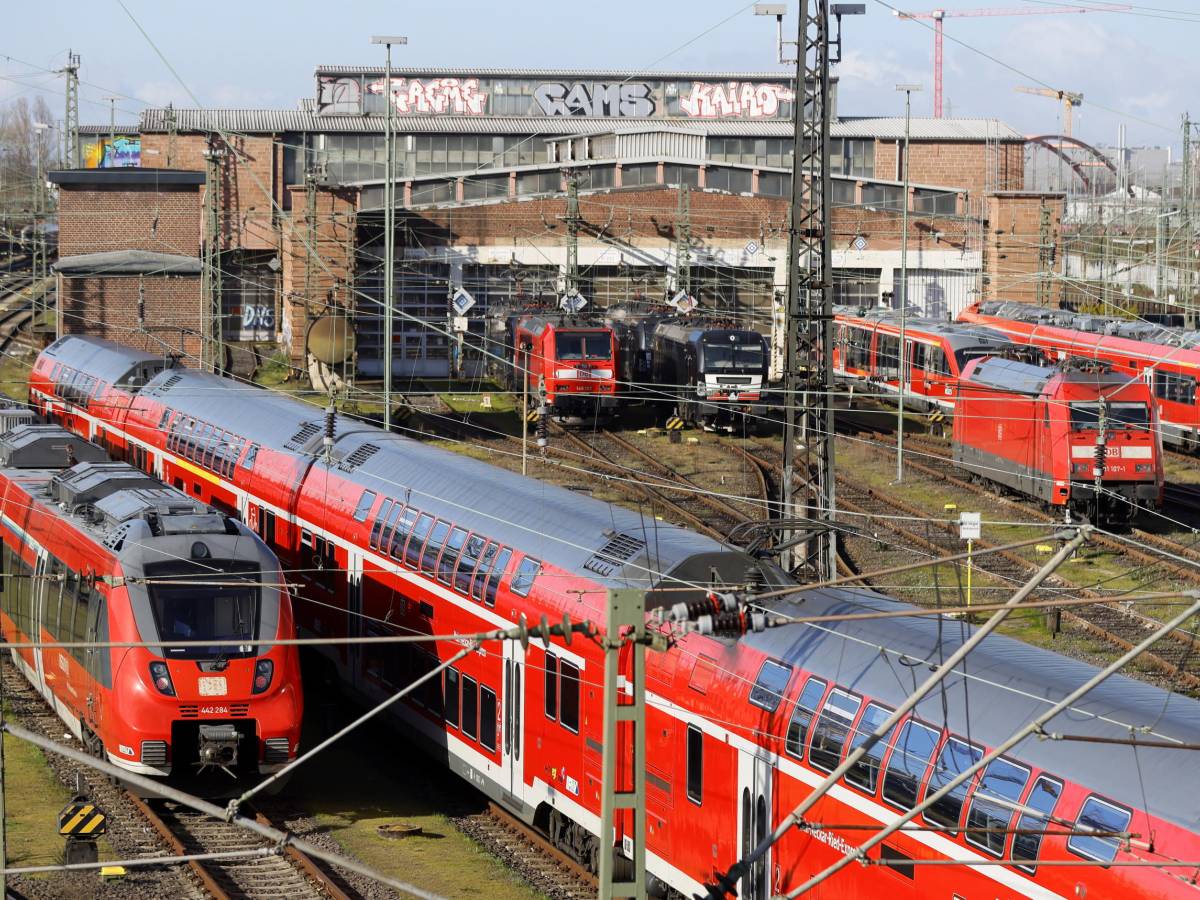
[0,350,34,403]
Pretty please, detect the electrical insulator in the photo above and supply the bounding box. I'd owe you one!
[536,406,549,452]
[323,403,336,459]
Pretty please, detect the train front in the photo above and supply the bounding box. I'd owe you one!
[1055,372,1163,523]
[112,515,302,793]
[546,325,619,420]
[693,329,769,430]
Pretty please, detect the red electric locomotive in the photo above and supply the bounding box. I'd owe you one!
[503,314,619,421]
[0,422,301,791]
[960,300,1200,450]
[953,357,1163,523]
[29,335,1200,899]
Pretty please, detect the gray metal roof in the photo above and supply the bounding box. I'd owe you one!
[314,66,796,80]
[53,250,202,277]
[836,116,1024,141]
[49,168,206,188]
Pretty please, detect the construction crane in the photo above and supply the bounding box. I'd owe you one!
[1015,85,1083,137]
[894,4,1130,118]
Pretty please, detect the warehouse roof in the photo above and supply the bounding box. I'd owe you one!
[53,250,202,276]
[313,66,796,80]
[48,168,205,187]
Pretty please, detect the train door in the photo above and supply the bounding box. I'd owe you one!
[346,549,364,684]
[737,749,773,900]
[32,552,53,702]
[502,641,524,800]
[83,584,107,732]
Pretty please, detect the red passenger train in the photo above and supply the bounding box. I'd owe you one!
[0,422,301,792]
[953,357,1164,523]
[30,334,1200,899]
[496,313,619,420]
[960,300,1200,450]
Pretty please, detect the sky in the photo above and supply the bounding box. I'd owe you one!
[4,0,1199,150]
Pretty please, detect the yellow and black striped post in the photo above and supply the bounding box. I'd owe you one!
[665,416,685,431]
[58,799,107,837]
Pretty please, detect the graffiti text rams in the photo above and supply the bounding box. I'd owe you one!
[680,82,794,118]
[534,83,655,117]
[367,78,489,115]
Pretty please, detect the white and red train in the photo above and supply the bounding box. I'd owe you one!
[0,421,301,791]
[29,334,1200,898]
[960,301,1200,451]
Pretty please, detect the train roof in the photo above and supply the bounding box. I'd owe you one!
[47,340,732,590]
[977,301,1200,350]
[835,306,1010,351]
[964,356,1137,396]
[748,587,1200,832]
[652,321,766,346]
[40,334,172,389]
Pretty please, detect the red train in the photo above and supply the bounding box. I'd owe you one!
[954,357,1164,523]
[495,313,619,420]
[960,301,1200,450]
[30,334,1200,899]
[0,422,301,792]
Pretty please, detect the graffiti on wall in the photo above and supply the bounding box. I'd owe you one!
[83,136,141,168]
[366,77,489,115]
[679,82,795,118]
[533,83,655,117]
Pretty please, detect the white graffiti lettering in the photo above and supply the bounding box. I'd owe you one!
[534,82,655,117]
[367,77,489,116]
[679,81,795,119]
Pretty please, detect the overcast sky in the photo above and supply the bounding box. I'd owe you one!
[4,0,1197,149]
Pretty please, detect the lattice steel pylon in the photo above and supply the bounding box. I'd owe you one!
[61,51,80,168]
[201,138,226,373]
[780,0,838,581]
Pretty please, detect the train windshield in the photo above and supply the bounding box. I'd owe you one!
[1069,402,1150,431]
[555,332,611,360]
[144,560,261,659]
[702,341,765,372]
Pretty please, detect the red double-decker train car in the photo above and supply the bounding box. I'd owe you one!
[501,313,619,421]
[960,301,1200,450]
[953,357,1163,523]
[29,334,1200,899]
[0,422,301,792]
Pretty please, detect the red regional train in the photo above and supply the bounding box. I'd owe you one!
[960,300,1200,450]
[29,334,1200,899]
[495,313,619,421]
[834,306,1024,415]
[954,356,1164,523]
[0,422,301,792]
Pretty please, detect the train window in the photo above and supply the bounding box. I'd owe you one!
[785,677,828,758]
[748,659,792,712]
[556,332,611,360]
[370,501,393,550]
[1155,370,1197,405]
[391,507,418,561]
[877,335,901,379]
[686,724,703,805]
[486,548,513,607]
[923,737,983,833]
[688,655,717,694]
[405,514,434,568]
[1067,795,1131,865]
[926,346,950,377]
[878,845,914,879]
[157,408,172,429]
[471,542,499,602]
[559,661,580,733]
[444,667,460,728]
[439,528,469,584]
[94,595,111,688]
[544,652,558,719]
[847,328,871,370]
[1070,402,1150,431]
[261,509,276,546]
[844,703,897,793]
[910,341,925,373]
[383,505,408,559]
[352,490,377,522]
[421,521,451,574]
[1012,776,1063,872]
[809,689,863,773]
[510,556,541,597]
[462,675,479,740]
[455,535,486,593]
[881,720,940,811]
[480,686,498,751]
[241,444,259,470]
[965,757,1030,857]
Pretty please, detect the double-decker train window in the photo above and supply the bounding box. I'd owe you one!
[844,702,897,793]
[510,556,541,597]
[421,521,451,575]
[785,677,828,758]
[385,505,408,559]
[455,535,486,593]
[462,675,479,740]
[1155,369,1197,405]
[352,490,376,523]
[444,667,460,728]
[405,514,434,568]
[1067,795,1131,865]
[923,737,983,832]
[559,661,580,733]
[881,720,940,811]
[439,528,468,584]
[544,652,558,719]
[371,501,394,548]
[471,542,499,602]
[809,689,863,773]
[391,507,417,560]
[1012,776,1063,872]
[479,686,498,751]
[686,724,704,805]
[965,757,1030,857]
[241,444,259,470]
[748,659,793,713]
[485,548,513,606]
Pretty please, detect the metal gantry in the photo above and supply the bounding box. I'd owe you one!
[781,0,838,580]
[201,138,225,372]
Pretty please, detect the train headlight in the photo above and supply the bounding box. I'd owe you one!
[1071,463,1090,475]
[1136,463,1153,473]
[252,659,274,695]
[148,661,176,696]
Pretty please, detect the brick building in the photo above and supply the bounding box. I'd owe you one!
[49,169,206,360]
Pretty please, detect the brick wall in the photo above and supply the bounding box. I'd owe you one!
[279,184,359,361]
[59,274,203,360]
[57,185,202,257]
[983,192,1065,305]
